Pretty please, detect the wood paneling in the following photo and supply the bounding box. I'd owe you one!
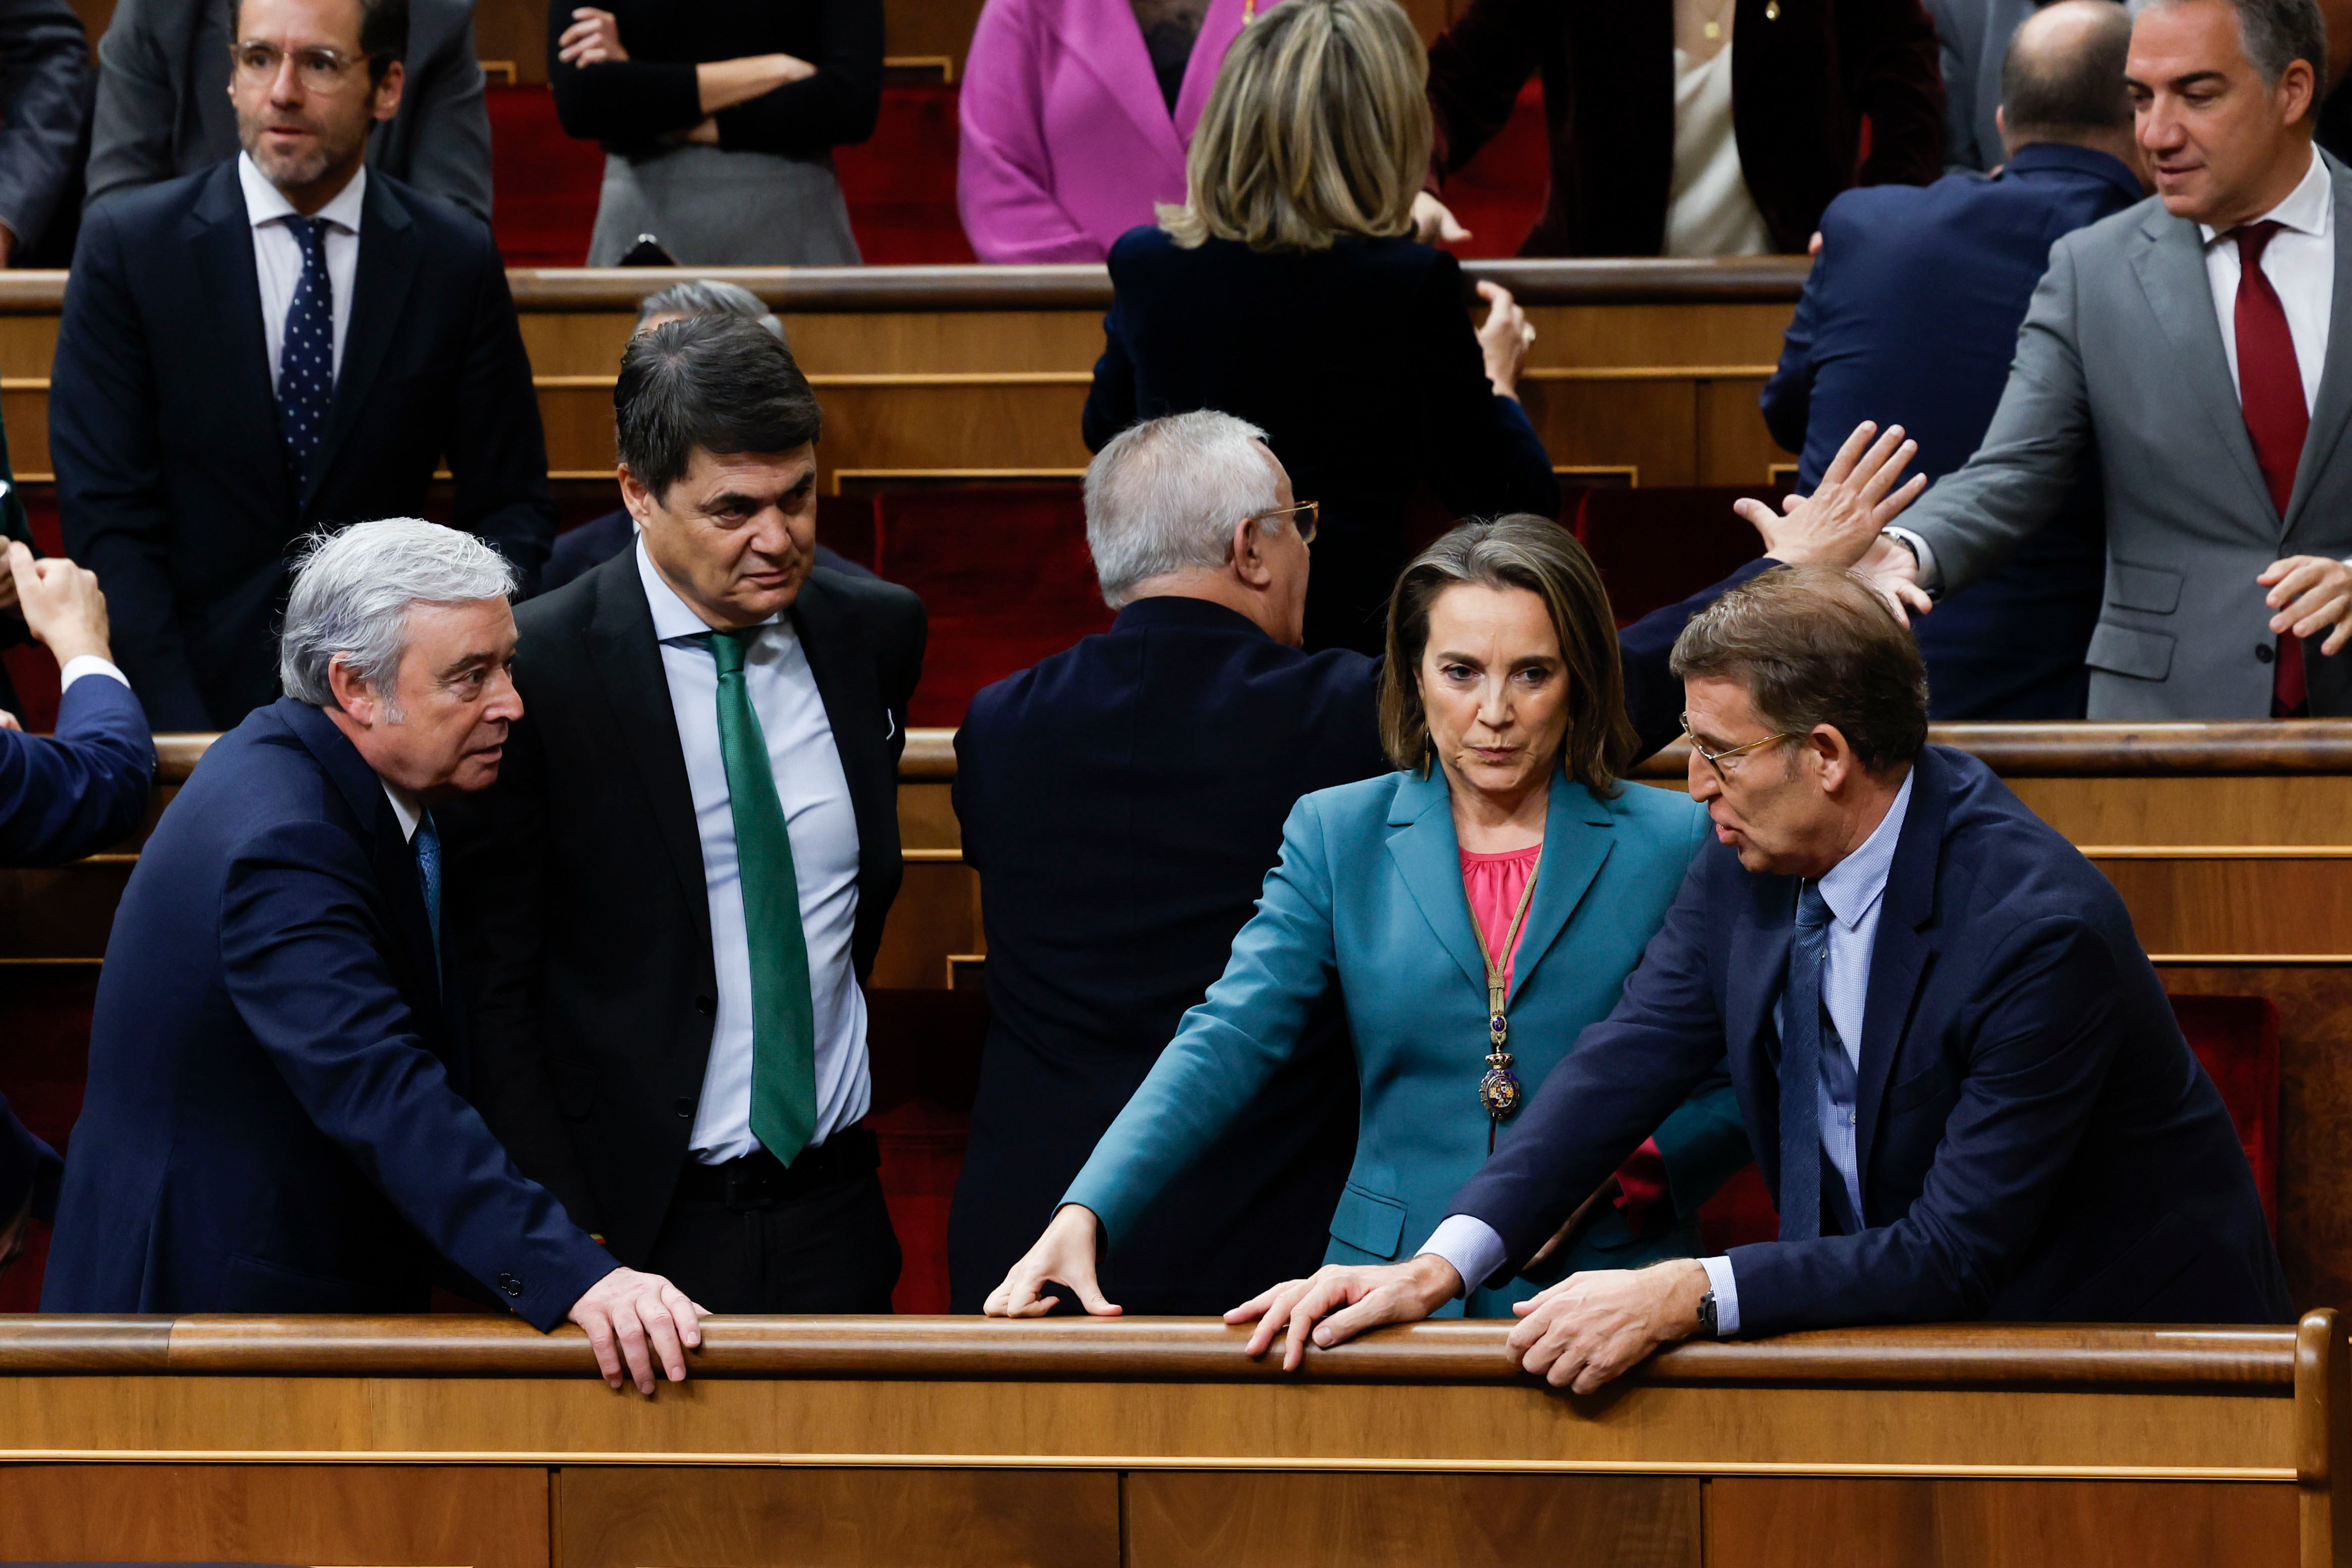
[1704,1477,2298,1568]
[2009,775,2352,846]
[0,1462,550,1568]
[1123,1471,1700,1568]
[2093,858,2352,957]
[555,1466,1118,1568]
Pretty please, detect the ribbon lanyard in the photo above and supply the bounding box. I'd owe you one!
[1471,858,1540,1153]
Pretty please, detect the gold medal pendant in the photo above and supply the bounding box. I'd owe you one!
[1477,1011,1522,1120]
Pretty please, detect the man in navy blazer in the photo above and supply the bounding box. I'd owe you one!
[1761,1,2147,719]
[42,521,702,1395]
[949,412,1926,1315]
[49,0,555,731]
[0,538,154,1280]
[1235,567,2288,1382]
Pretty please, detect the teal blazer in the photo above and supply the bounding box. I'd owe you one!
[1065,765,1754,1318]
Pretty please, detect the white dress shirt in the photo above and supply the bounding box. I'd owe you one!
[1896,145,2339,591]
[1664,44,1773,259]
[238,152,364,390]
[637,541,872,1164]
[1420,771,1916,1340]
[2201,144,2333,416]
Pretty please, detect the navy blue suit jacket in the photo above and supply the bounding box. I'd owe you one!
[52,160,557,731]
[1450,744,2290,1334]
[0,670,153,1231]
[41,698,610,1327]
[1762,145,2145,719]
[946,564,1764,1313]
[1083,228,1561,656]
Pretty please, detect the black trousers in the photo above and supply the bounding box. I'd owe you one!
[644,1131,902,1314]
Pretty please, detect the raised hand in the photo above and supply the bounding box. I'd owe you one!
[1734,421,1933,623]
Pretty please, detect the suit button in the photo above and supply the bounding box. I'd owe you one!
[497,1272,524,1297]
[673,1096,695,1118]
[2258,643,2277,663]
[694,995,717,1016]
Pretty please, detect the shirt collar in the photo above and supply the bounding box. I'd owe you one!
[381,778,422,843]
[238,150,368,236]
[1812,766,1915,932]
[2200,144,2330,246]
[634,536,784,645]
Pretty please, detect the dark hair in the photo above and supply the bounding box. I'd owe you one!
[1378,515,1635,797]
[1668,567,1929,773]
[233,0,409,82]
[2002,0,2134,141]
[2132,0,2328,104]
[614,315,824,501]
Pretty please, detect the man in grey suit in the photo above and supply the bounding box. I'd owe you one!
[85,0,490,222]
[0,0,94,265]
[1835,0,2352,718]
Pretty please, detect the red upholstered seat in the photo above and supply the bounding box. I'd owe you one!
[1570,485,1783,628]
[1698,992,2285,1251]
[865,987,989,1314]
[1436,79,1552,262]
[486,83,604,268]
[871,483,1112,728]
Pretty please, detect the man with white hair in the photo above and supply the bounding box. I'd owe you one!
[42,519,705,1396]
[946,408,1920,1314]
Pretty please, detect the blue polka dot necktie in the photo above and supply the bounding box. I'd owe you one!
[414,808,443,994]
[277,215,335,487]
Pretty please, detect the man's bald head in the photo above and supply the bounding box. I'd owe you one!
[2003,0,2138,150]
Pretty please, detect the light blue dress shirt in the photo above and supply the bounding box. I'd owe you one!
[1424,770,1915,1337]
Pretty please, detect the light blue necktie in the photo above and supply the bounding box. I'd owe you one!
[1779,881,1831,1241]
[414,808,443,991]
[277,215,335,486]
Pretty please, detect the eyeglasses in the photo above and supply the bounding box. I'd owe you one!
[1679,712,1797,781]
[1247,499,1318,545]
[232,41,376,91]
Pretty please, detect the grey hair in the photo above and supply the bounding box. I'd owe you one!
[2130,0,2327,96]
[279,519,518,712]
[1084,410,1281,607]
[635,278,788,345]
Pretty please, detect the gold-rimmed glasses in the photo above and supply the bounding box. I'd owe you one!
[1247,499,1319,545]
[1679,712,1797,780]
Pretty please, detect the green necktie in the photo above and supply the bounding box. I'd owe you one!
[709,627,819,1166]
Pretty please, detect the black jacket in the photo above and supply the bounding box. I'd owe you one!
[445,551,926,1261]
[1083,228,1561,656]
[51,160,556,731]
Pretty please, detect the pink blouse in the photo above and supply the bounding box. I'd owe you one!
[1460,843,1542,996]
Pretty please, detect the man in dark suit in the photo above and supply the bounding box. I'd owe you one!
[50,0,554,732]
[0,0,93,266]
[1233,567,2289,1380]
[1763,0,2146,719]
[449,317,927,1315]
[948,411,1927,1315]
[43,520,702,1395]
[0,537,153,1282]
[86,0,490,221]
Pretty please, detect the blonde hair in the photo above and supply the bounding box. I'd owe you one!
[1158,0,1431,252]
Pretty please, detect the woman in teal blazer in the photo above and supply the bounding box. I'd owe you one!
[986,516,1753,1319]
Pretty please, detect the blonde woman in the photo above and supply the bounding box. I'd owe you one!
[1079,0,1555,655]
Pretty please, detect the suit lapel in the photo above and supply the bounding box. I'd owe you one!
[1066,0,1191,164]
[2287,153,2352,535]
[582,551,715,956]
[2130,211,2276,523]
[1505,774,1616,1003]
[1383,768,1489,997]
[789,574,897,894]
[306,176,419,510]
[1854,751,1951,1185]
[186,162,291,522]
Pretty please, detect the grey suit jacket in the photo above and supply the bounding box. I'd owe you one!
[1900,151,2352,719]
[0,0,93,256]
[83,0,490,222]
[1921,0,2031,174]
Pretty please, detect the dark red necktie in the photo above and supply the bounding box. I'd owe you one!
[2233,221,2311,714]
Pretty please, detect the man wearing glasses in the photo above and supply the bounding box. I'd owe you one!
[49,0,552,730]
[1233,565,2290,1382]
[946,411,1920,1317]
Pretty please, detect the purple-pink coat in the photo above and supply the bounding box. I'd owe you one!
[956,0,1273,264]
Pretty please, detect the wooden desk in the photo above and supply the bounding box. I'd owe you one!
[0,1313,2340,1567]
[0,259,1808,495]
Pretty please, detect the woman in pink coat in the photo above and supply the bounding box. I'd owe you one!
[958,0,1271,263]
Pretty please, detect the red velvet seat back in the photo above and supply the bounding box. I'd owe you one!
[1570,485,1781,627]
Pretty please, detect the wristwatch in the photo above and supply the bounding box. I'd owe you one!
[1698,1287,1720,1340]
